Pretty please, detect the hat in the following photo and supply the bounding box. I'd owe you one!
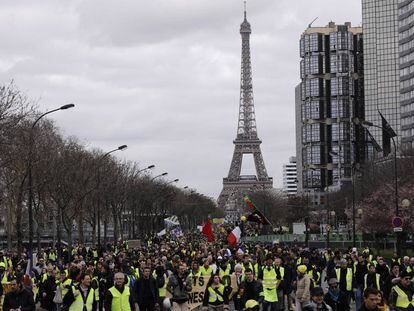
[311,287,324,297]
[245,300,259,309]
[401,270,412,278]
[217,256,223,260]
[328,278,338,285]
[297,265,307,273]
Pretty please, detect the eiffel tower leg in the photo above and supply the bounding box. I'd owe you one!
[252,146,268,179]
[228,145,243,180]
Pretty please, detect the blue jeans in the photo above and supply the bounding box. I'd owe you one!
[355,287,363,311]
[263,301,279,311]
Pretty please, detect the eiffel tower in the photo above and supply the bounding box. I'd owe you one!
[218,5,273,211]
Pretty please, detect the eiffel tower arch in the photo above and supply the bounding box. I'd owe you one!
[218,5,273,211]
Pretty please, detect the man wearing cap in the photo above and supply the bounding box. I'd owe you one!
[258,254,279,311]
[295,265,311,311]
[324,278,350,311]
[335,259,354,305]
[245,299,260,311]
[388,270,414,311]
[309,287,332,311]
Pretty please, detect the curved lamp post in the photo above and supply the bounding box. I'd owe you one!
[27,104,75,265]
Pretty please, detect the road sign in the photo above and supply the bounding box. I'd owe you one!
[392,217,403,228]
[394,227,403,232]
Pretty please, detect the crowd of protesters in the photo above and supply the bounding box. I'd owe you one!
[0,231,413,311]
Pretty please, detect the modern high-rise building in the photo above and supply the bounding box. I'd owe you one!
[298,22,364,204]
[399,0,414,150]
[362,0,401,150]
[282,157,298,195]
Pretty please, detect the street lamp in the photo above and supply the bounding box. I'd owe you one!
[166,179,179,185]
[96,144,127,246]
[27,104,75,262]
[354,117,401,253]
[138,165,155,174]
[151,172,168,181]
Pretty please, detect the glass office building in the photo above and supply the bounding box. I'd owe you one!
[299,22,364,201]
[363,0,401,150]
[399,0,414,149]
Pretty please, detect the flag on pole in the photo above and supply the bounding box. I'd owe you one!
[157,229,166,237]
[243,195,256,210]
[247,210,270,225]
[243,195,273,226]
[227,226,241,246]
[379,111,397,156]
[202,218,215,242]
[164,215,180,227]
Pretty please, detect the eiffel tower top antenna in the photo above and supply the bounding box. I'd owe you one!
[244,1,247,19]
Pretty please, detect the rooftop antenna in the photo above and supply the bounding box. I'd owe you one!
[308,17,318,28]
[244,0,247,20]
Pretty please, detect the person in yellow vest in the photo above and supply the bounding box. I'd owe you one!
[62,272,97,311]
[48,249,57,263]
[335,259,354,305]
[202,274,229,311]
[388,270,414,311]
[188,261,201,278]
[218,259,231,279]
[0,262,10,284]
[200,259,213,277]
[258,255,279,311]
[154,265,169,308]
[104,272,135,311]
[274,257,285,311]
[56,270,73,311]
[363,264,382,291]
[0,252,11,270]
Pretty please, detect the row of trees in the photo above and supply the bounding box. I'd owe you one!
[0,83,220,251]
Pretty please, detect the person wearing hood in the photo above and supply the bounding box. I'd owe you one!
[295,265,311,311]
[305,287,332,311]
[324,278,350,311]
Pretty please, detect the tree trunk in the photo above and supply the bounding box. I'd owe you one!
[104,220,108,246]
[16,180,25,253]
[77,212,84,244]
[112,207,118,243]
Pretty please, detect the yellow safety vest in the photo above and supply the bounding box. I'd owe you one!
[159,275,168,298]
[308,269,320,284]
[189,270,201,277]
[364,273,380,290]
[92,276,100,301]
[69,286,95,311]
[219,264,231,278]
[60,278,73,298]
[93,251,98,258]
[109,286,131,311]
[336,268,353,291]
[134,268,140,279]
[207,284,225,303]
[262,267,278,302]
[394,285,414,308]
[1,272,8,284]
[200,266,213,276]
[49,252,56,261]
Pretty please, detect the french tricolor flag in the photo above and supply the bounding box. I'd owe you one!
[227,226,241,246]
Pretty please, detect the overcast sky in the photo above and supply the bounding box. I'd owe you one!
[0,0,362,199]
